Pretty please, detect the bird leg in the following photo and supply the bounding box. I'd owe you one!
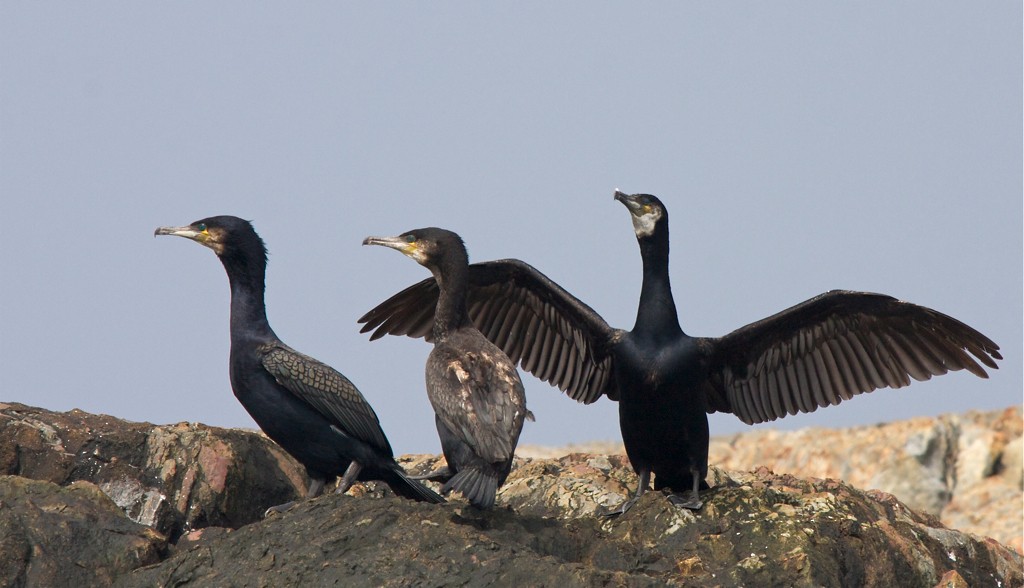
[666,469,704,510]
[334,461,363,495]
[264,477,326,517]
[306,477,327,498]
[408,466,454,483]
[601,469,650,517]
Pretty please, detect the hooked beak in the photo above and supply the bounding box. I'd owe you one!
[362,235,407,249]
[363,235,427,265]
[155,225,201,239]
[155,224,222,253]
[614,190,642,214]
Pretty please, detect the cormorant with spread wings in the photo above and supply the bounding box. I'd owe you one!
[359,193,1001,515]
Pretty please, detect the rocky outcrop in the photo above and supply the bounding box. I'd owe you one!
[2,402,1021,587]
[705,406,1024,554]
[0,402,307,542]
[518,406,1024,553]
[0,476,165,587]
[120,460,1021,587]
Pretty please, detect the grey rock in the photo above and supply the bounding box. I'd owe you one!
[0,476,166,587]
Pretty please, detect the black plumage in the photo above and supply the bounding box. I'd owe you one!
[359,192,1002,515]
[363,228,529,509]
[156,216,444,512]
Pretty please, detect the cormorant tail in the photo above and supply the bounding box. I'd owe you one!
[442,468,498,509]
[382,468,447,504]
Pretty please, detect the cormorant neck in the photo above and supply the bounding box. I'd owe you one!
[633,229,684,338]
[431,253,471,342]
[220,254,274,342]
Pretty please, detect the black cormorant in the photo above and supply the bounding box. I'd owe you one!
[363,228,530,509]
[155,216,444,512]
[358,192,1002,515]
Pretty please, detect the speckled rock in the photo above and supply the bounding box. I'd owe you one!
[521,407,1024,553]
[706,406,1024,552]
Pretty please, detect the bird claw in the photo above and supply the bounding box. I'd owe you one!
[264,501,297,518]
[600,496,640,517]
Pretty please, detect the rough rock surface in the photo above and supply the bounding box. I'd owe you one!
[122,461,1021,587]
[521,406,1024,552]
[0,476,166,587]
[2,402,1021,587]
[707,406,1024,555]
[0,402,307,542]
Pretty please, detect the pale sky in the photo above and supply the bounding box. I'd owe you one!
[1,3,1020,455]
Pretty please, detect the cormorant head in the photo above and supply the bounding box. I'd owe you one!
[363,227,467,271]
[614,191,668,239]
[155,215,268,265]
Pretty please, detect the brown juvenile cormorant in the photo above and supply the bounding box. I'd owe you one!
[363,228,530,509]
[358,192,1002,515]
[156,216,444,512]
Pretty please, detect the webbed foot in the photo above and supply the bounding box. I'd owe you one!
[667,492,703,510]
[601,469,651,517]
[600,496,641,517]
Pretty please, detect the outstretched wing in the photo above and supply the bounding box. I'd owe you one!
[259,343,392,453]
[360,259,622,403]
[701,290,1001,425]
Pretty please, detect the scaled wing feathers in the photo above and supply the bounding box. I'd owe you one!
[260,343,392,452]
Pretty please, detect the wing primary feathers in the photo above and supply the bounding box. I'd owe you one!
[822,340,854,401]
[493,298,522,351]
[792,356,816,409]
[836,334,870,392]
[800,354,827,409]
[731,382,752,424]
[760,374,781,419]
[781,362,804,414]
[502,306,529,363]
[810,349,839,407]
[483,296,513,343]
[535,323,557,381]
[551,334,571,387]
[846,331,881,390]
[900,330,949,376]
[473,296,500,337]
[880,331,930,382]
[895,330,943,380]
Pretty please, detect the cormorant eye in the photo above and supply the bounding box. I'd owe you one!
[197,223,207,232]
[404,235,416,243]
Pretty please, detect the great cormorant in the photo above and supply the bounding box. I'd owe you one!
[156,216,444,512]
[363,228,530,509]
[358,192,1002,515]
